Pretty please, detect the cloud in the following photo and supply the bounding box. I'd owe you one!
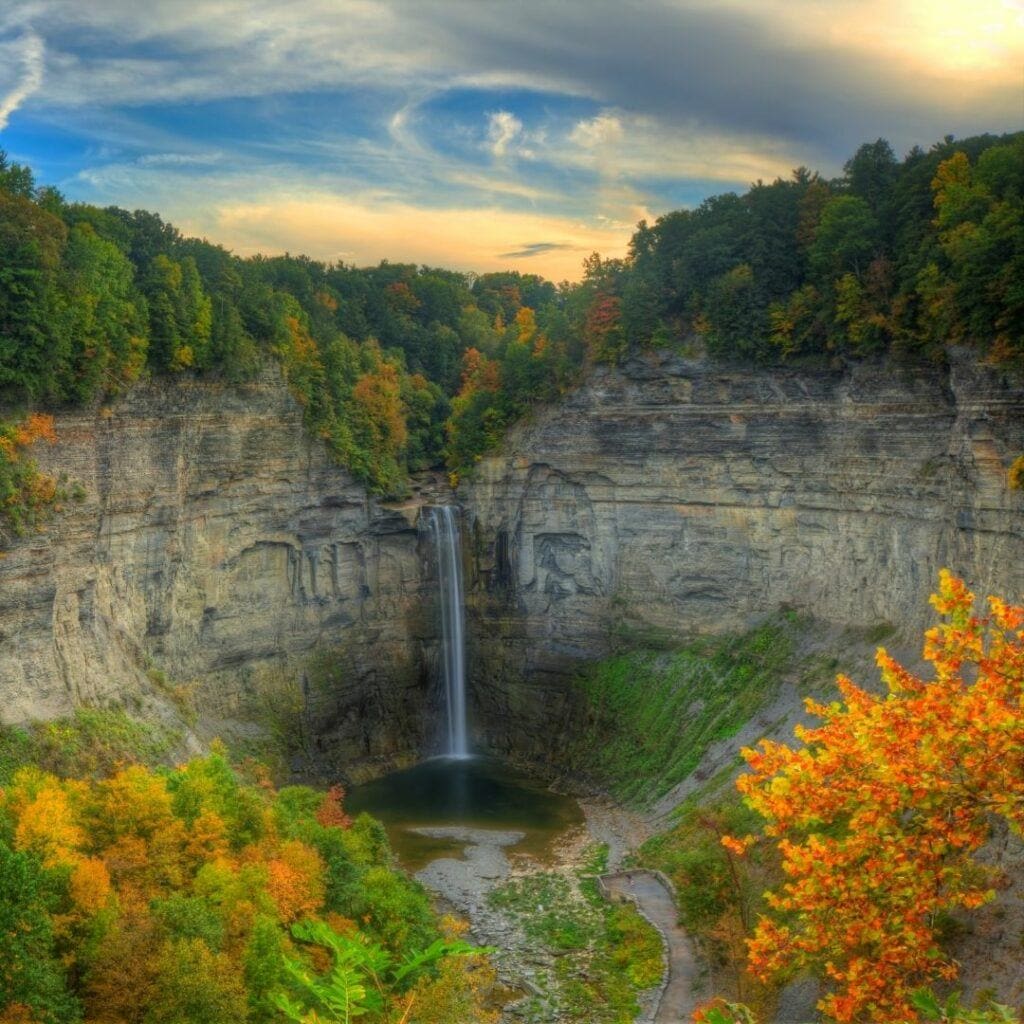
[136,151,224,167]
[560,108,809,184]
[438,1,1023,158]
[204,190,628,280]
[487,110,523,158]
[19,1,1022,160]
[570,113,624,149]
[498,241,576,259]
[63,151,628,279]
[0,30,44,131]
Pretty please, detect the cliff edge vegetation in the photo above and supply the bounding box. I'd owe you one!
[1,130,1021,517]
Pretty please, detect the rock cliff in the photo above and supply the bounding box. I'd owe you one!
[0,372,440,777]
[461,350,1024,758]
[1,353,1022,776]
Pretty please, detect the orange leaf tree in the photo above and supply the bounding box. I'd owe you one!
[0,413,60,545]
[730,572,1024,1022]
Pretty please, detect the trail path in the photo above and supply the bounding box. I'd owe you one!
[600,870,700,1024]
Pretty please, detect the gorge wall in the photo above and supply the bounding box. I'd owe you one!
[1,352,1022,776]
[460,349,1024,759]
[0,372,440,778]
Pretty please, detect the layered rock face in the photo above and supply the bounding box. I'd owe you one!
[2,353,1022,775]
[461,351,1024,758]
[0,373,439,776]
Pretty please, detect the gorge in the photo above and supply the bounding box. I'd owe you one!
[2,348,1021,776]
[2,18,1022,1017]
[2,344,1023,1020]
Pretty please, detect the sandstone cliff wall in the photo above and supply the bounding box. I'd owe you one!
[1,354,1021,775]
[461,350,1024,758]
[0,372,440,777]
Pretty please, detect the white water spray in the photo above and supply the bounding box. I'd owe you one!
[427,506,469,757]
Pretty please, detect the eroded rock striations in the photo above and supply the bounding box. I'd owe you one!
[461,350,1024,758]
[0,371,439,777]
[0,353,1021,775]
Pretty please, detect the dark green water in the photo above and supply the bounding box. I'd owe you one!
[347,756,583,870]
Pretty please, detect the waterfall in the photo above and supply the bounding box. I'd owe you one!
[427,506,469,757]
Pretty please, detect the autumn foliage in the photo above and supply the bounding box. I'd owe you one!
[726,573,1024,1022]
[0,752,488,1024]
[0,413,60,544]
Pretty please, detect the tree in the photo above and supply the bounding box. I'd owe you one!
[0,192,69,401]
[61,223,148,399]
[844,139,898,219]
[142,254,212,372]
[931,144,1024,364]
[727,572,1024,1022]
[0,840,79,1024]
[266,840,326,924]
[0,150,36,198]
[146,938,249,1024]
[809,195,878,280]
[584,292,626,363]
[700,264,769,360]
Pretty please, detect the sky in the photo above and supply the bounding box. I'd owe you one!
[0,1,1021,281]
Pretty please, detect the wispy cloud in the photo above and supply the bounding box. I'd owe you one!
[487,110,523,158]
[498,241,576,259]
[136,151,224,167]
[0,30,44,131]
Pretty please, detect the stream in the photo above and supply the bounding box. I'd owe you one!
[348,755,677,1023]
[354,506,684,1020]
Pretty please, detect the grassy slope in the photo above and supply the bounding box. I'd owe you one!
[0,707,182,784]
[565,616,801,807]
[560,614,830,1012]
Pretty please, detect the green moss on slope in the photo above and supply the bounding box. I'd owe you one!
[566,618,798,806]
[0,707,181,783]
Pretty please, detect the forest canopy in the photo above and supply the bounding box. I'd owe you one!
[0,750,497,1024]
[0,131,1020,496]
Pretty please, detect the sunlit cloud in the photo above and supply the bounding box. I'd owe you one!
[570,113,625,149]
[0,0,1019,279]
[729,0,1024,83]
[562,109,812,184]
[210,192,628,280]
[0,30,44,131]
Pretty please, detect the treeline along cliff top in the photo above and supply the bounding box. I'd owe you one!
[0,131,1021,505]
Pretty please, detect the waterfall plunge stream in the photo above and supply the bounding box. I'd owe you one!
[426,506,469,757]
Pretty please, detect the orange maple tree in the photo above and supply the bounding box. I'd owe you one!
[584,292,626,363]
[457,347,501,394]
[726,572,1024,1022]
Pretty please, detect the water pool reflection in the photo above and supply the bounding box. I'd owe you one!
[346,756,583,870]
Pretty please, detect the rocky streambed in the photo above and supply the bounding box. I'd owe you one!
[410,802,667,1023]
[347,756,670,1022]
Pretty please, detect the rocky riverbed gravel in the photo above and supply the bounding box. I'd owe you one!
[409,803,659,1022]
